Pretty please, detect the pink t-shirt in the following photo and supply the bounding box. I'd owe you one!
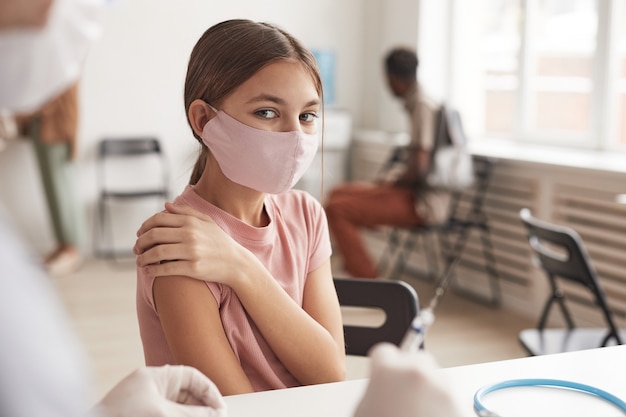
[136,185,332,392]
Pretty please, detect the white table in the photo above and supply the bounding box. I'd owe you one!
[224,345,626,417]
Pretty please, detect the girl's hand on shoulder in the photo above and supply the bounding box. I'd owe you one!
[134,202,249,284]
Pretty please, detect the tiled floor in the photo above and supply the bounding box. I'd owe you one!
[52,256,534,400]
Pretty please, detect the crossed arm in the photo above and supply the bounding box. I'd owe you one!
[135,203,346,395]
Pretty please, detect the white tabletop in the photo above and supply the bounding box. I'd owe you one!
[224,345,626,417]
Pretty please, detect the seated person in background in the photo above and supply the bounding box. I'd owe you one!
[324,47,448,279]
[134,19,346,396]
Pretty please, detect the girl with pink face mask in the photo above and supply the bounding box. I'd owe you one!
[134,19,346,396]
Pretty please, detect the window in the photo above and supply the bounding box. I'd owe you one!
[482,0,522,135]
[421,0,626,151]
[619,1,626,145]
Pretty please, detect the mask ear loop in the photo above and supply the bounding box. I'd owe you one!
[319,110,325,200]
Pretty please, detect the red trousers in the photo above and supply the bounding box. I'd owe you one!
[324,182,423,278]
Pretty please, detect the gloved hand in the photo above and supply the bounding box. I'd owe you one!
[96,365,227,417]
[353,343,466,417]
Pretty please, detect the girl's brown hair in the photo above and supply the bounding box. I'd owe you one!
[185,19,323,185]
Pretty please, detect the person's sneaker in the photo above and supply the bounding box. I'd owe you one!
[45,246,83,277]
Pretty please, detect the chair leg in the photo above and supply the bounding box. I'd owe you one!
[422,233,440,281]
[397,230,437,280]
[388,230,416,279]
[382,229,440,282]
[97,198,127,263]
[440,226,501,307]
[94,197,109,258]
[436,227,469,289]
[93,198,102,257]
[103,198,116,260]
[378,228,400,277]
[478,225,501,306]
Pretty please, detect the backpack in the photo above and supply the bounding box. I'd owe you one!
[426,105,475,190]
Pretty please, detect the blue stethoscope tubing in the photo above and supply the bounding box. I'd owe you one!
[473,378,626,416]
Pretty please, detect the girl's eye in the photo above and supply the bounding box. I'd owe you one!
[300,112,318,123]
[255,109,278,119]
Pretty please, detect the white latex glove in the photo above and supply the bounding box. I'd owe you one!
[353,343,467,417]
[96,365,227,417]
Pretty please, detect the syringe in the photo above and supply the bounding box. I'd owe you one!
[399,307,435,351]
[399,280,448,352]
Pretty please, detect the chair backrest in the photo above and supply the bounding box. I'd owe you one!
[519,208,620,339]
[97,137,169,196]
[376,105,468,184]
[520,208,598,286]
[334,277,419,356]
[99,137,162,157]
[447,155,496,224]
[433,104,468,150]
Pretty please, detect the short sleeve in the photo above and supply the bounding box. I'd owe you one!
[204,281,223,306]
[306,195,332,274]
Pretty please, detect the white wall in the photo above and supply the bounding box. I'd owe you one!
[360,0,421,134]
[0,0,422,255]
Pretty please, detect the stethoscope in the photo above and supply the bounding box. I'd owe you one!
[473,378,626,416]
[397,259,626,416]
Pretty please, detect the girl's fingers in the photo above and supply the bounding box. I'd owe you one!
[137,205,215,237]
[143,260,198,279]
[136,243,192,267]
[164,202,216,223]
[136,210,191,237]
[134,227,167,255]
[134,226,190,254]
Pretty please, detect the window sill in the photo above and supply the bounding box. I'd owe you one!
[469,139,626,176]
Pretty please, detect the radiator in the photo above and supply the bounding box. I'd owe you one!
[450,162,626,327]
[350,136,626,326]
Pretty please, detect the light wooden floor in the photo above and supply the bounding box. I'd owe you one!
[53,257,535,400]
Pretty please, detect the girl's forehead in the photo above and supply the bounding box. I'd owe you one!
[231,60,320,102]
[252,60,316,84]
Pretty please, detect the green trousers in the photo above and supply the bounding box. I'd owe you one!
[29,118,83,248]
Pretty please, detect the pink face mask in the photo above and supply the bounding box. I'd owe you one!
[200,109,319,194]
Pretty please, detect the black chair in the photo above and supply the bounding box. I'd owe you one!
[378,154,501,306]
[94,137,170,259]
[518,208,626,355]
[334,277,419,356]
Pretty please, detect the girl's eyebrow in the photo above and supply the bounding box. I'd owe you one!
[247,94,320,107]
[247,94,284,105]
[305,98,321,107]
